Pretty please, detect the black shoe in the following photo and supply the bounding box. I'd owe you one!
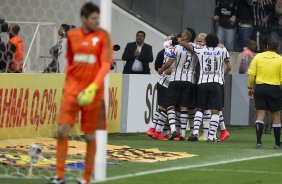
[49,177,65,184]
[207,138,217,143]
[274,144,282,149]
[187,134,198,141]
[256,144,262,149]
[175,136,185,141]
[168,131,178,140]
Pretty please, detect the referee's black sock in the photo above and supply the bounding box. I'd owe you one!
[255,120,264,145]
[272,123,281,146]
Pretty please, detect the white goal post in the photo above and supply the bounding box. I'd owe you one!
[94,0,112,182]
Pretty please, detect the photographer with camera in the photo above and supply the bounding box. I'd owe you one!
[6,23,24,73]
[43,24,76,73]
[0,19,8,73]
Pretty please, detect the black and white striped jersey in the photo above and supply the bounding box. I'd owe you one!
[157,40,174,88]
[169,44,197,83]
[193,46,230,85]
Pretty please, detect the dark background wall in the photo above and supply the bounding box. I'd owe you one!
[114,0,216,35]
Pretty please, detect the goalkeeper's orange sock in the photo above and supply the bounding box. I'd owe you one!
[83,140,96,183]
[56,137,68,179]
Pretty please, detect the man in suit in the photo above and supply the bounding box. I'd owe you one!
[122,31,153,74]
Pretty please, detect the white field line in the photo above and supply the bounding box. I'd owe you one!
[193,168,282,175]
[93,153,282,183]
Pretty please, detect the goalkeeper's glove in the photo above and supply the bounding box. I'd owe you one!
[77,83,98,106]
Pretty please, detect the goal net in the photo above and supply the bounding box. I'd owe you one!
[0,21,86,181]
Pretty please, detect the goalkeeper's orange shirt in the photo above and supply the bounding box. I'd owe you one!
[63,27,113,97]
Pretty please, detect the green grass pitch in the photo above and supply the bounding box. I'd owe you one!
[1,126,282,184]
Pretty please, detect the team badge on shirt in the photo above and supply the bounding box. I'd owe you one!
[92,37,99,46]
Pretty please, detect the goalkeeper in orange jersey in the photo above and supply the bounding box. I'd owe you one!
[49,2,113,184]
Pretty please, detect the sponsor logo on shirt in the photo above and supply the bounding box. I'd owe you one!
[203,51,221,56]
[165,52,176,58]
[74,54,96,64]
[221,8,231,16]
[203,71,220,75]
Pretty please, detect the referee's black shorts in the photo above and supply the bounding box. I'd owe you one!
[166,81,194,108]
[157,83,168,107]
[254,84,282,112]
[197,82,223,111]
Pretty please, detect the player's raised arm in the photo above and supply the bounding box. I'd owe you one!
[225,59,232,76]
[179,41,194,53]
[158,58,174,75]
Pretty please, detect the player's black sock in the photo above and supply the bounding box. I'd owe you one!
[219,111,226,131]
[150,109,160,129]
[208,114,219,140]
[167,106,176,133]
[163,123,170,136]
[175,110,181,130]
[155,110,167,132]
[193,111,203,135]
[255,120,264,145]
[180,111,189,138]
[188,110,195,134]
[272,123,281,146]
[203,110,211,138]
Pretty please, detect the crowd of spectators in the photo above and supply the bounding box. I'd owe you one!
[214,0,282,53]
[1,0,282,75]
[0,19,24,73]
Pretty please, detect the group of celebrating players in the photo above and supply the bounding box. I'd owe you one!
[146,28,232,142]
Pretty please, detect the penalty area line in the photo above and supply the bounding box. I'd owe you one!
[193,168,282,175]
[93,153,282,183]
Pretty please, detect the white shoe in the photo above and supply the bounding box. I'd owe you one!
[49,176,65,184]
[77,178,89,184]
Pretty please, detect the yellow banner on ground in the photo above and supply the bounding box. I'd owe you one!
[0,138,197,163]
[0,73,122,140]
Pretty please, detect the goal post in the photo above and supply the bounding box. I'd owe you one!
[94,0,112,182]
